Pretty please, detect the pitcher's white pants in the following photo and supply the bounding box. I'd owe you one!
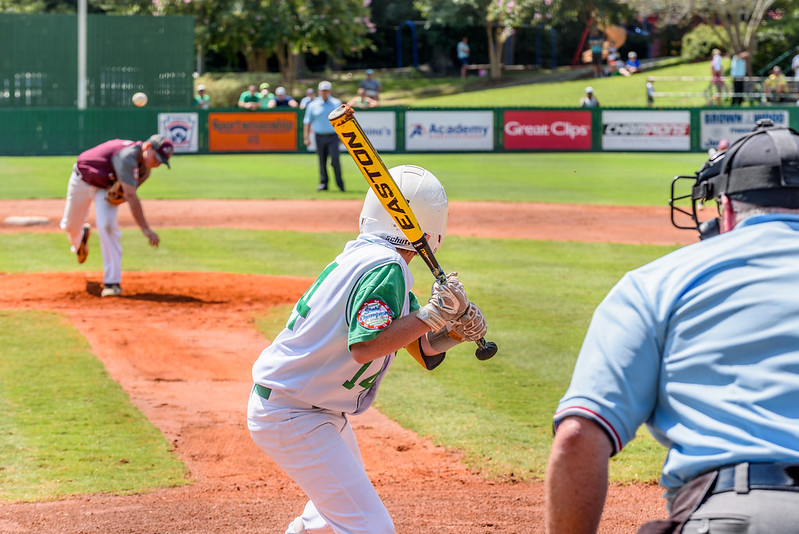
[60,170,123,285]
[247,388,394,534]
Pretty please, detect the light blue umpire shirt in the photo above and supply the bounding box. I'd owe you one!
[554,213,799,496]
[303,95,342,136]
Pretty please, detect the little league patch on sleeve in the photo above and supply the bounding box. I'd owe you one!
[357,299,393,330]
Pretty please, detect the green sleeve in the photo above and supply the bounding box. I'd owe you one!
[348,263,406,347]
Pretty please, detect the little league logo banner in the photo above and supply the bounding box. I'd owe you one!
[601,110,691,151]
[405,111,494,151]
[700,110,789,151]
[158,113,199,153]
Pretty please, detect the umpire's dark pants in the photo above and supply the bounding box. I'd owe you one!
[315,133,344,191]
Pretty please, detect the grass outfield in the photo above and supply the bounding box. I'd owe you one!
[0,228,678,484]
[0,310,188,501]
[0,152,703,206]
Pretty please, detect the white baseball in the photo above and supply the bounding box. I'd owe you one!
[132,92,148,107]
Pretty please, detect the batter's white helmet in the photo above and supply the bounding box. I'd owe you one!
[359,165,448,253]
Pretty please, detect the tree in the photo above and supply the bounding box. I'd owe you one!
[415,0,542,79]
[0,0,153,14]
[157,0,374,91]
[622,0,777,60]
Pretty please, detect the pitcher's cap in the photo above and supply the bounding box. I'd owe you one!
[147,134,174,168]
[585,86,593,93]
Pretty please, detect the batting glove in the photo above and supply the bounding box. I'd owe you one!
[451,303,487,342]
[417,272,469,331]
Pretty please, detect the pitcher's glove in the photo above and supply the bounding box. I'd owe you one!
[105,179,126,205]
[417,272,469,331]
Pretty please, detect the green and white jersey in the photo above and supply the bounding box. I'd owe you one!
[252,234,419,414]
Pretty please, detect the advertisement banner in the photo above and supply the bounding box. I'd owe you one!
[700,110,789,151]
[158,113,198,153]
[405,111,494,151]
[602,111,691,151]
[306,111,396,152]
[503,111,592,150]
[209,112,297,152]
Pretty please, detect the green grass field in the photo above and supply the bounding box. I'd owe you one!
[0,152,703,206]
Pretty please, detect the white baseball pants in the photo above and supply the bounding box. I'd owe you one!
[247,388,394,534]
[60,169,123,285]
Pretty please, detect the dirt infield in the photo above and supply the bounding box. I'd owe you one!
[0,200,677,533]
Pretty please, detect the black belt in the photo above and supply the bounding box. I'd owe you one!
[315,133,337,137]
[254,384,271,400]
[712,463,799,494]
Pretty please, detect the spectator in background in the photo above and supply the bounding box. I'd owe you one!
[764,66,788,103]
[708,138,730,159]
[710,48,725,105]
[625,51,641,75]
[268,86,298,108]
[359,69,382,101]
[730,50,749,106]
[792,46,799,79]
[347,87,378,109]
[604,47,620,77]
[303,81,345,192]
[580,86,599,108]
[194,84,210,109]
[299,88,316,109]
[258,83,275,109]
[587,28,604,78]
[238,84,261,111]
[646,77,655,107]
[457,37,470,79]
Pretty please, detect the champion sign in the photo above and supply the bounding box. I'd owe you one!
[601,111,691,151]
[405,111,494,151]
[503,111,592,150]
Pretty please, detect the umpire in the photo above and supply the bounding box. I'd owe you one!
[303,80,345,192]
[546,120,799,533]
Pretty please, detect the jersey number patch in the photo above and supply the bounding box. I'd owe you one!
[342,362,380,391]
[287,262,338,331]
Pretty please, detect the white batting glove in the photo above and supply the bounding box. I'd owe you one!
[451,303,487,342]
[426,304,487,353]
[417,272,470,331]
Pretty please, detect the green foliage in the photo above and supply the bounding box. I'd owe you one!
[0,0,153,14]
[0,310,188,501]
[680,24,727,61]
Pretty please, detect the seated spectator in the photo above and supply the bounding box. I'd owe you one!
[267,86,298,108]
[625,51,641,74]
[194,84,210,109]
[299,88,316,109]
[258,83,275,109]
[238,84,261,110]
[763,66,788,103]
[347,87,378,109]
[580,86,599,108]
[708,138,729,159]
[359,69,382,101]
[604,48,620,77]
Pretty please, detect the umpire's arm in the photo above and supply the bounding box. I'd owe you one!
[546,416,614,534]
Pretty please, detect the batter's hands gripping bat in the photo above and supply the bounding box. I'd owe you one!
[328,104,498,361]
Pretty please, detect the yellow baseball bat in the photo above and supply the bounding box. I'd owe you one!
[328,104,497,360]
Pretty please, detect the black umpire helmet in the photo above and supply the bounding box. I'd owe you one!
[670,119,799,239]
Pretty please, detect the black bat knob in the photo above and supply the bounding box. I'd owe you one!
[475,339,498,361]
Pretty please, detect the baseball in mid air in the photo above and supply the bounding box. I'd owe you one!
[132,92,148,107]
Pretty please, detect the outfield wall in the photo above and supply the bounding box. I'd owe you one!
[1,107,797,156]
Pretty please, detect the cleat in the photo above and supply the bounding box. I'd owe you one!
[77,224,90,264]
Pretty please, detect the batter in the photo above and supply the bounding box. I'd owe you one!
[247,165,487,534]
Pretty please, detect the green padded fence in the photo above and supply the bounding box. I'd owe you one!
[0,13,194,109]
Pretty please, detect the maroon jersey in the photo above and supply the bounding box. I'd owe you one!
[76,139,148,188]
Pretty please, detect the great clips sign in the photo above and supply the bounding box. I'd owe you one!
[503,111,592,150]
